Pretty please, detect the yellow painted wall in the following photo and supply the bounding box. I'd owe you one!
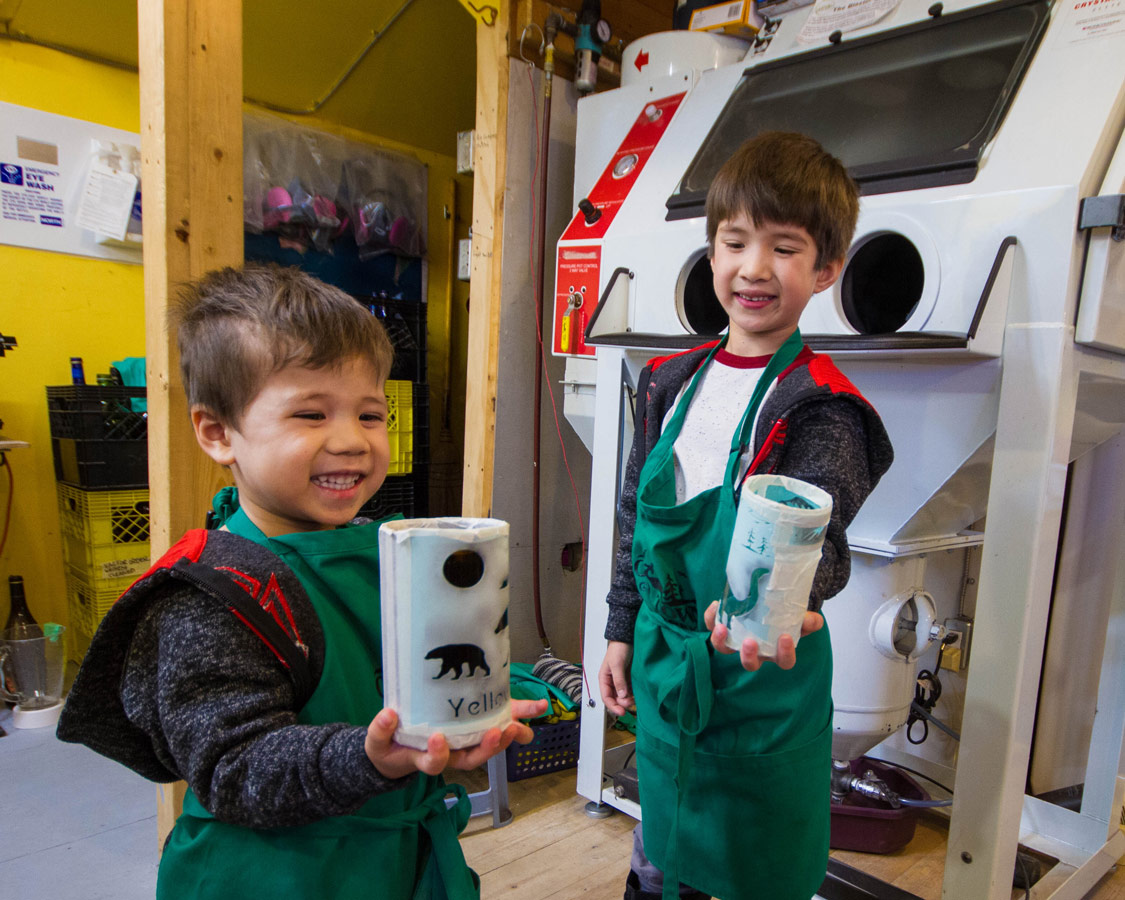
[0,40,145,635]
[0,40,471,639]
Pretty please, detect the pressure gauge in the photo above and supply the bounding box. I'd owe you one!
[613,154,639,178]
[595,18,612,44]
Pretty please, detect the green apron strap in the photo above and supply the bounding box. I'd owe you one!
[659,725,700,900]
[654,630,713,737]
[724,329,805,496]
[417,785,478,900]
[656,632,709,900]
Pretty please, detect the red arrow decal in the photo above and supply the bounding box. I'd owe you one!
[635,50,649,71]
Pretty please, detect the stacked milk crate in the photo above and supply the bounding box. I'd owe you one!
[46,383,149,663]
[359,297,429,520]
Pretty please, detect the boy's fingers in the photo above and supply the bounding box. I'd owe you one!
[417,732,450,775]
[365,709,398,757]
[477,728,502,756]
[370,708,397,739]
[599,665,623,713]
[599,643,638,715]
[448,728,504,770]
[511,698,548,719]
[508,721,536,745]
[773,633,797,670]
[703,601,719,631]
[612,678,634,714]
[612,666,631,700]
[801,612,824,636]
[711,621,735,655]
[601,690,622,716]
[738,637,763,671]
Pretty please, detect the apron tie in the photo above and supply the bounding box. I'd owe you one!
[654,629,714,737]
[653,630,712,900]
[417,784,478,900]
[339,782,478,900]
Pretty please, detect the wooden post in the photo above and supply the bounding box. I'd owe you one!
[138,0,244,848]
[462,3,511,517]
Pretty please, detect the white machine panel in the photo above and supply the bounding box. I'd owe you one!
[566,1,1125,897]
[567,0,1125,358]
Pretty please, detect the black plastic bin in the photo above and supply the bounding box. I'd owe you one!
[361,297,427,384]
[505,718,581,781]
[361,474,416,521]
[47,386,148,489]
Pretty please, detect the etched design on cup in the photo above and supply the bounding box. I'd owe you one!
[720,476,832,656]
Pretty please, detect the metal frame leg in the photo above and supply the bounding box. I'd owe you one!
[577,348,626,806]
[943,325,1077,897]
[578,349,645,815]
[467,754,512,828]
[943,326,1125,898]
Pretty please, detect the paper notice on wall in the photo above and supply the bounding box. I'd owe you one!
[75,162,138,241]
[0,101,142,263]
[797,0,899,43]
[1059,0,1125,42]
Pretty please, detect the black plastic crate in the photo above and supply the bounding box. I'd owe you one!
[358,297,427,383]
[412,387,430,458]
[411,464,430,518]
[416,382,432,516]
[47,386,148,489]
[47,386,148,440]
[360,474,415,521]
[505,718,581,781]
[409,385,430,516]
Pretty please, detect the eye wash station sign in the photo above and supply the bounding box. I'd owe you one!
[0,101,142,264]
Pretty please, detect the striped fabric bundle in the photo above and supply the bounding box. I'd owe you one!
[531,652,583,704]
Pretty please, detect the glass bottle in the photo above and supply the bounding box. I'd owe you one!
[3,576,39,705]
[3,576,39,639]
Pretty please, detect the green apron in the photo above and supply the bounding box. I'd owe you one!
[157,504,479,900]
[630,330,832,900]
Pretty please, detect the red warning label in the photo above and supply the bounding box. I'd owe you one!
[554,244,601,356]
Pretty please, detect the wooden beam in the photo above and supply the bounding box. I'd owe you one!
[462,3,512,518]
[463,0,665,517]
[138,0,244,848]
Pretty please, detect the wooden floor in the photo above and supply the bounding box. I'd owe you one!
[452,760,1125,900]
[7,696,1122,899]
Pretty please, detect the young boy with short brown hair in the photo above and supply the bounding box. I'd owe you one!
[60,263,544,900]
[599,132,894,900]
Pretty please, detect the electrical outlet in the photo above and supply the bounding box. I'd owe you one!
[456,130,474,174]
[942,616,973,671]
[458,238,472,281]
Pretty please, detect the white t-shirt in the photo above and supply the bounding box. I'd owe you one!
[663,348,773,502]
